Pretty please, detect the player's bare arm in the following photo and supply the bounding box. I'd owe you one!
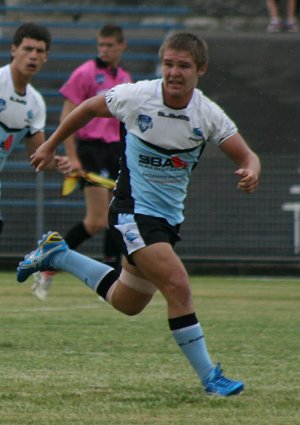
[31,95,112,171]
[25,132,71,175]
[61,99,83,172]
[219,133,261,193]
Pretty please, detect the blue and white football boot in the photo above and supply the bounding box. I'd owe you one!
[204,363,244,396]
[17,231,68,283]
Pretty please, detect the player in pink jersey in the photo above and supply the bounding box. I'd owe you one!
[32,25,132,300]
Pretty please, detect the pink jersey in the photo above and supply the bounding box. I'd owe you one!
[59,58,132,143]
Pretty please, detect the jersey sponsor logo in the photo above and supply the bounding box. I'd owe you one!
[157,111,189,121]
[96,74,105,84]
[139,154,189,169]
[24,110,33,124]
[0,98,6,112]
[137,115,153,133]
[9,96,26,105]
[171,156,189,168]
[189,127,205,143]
[225,118,236,133]
[105,88,115,104]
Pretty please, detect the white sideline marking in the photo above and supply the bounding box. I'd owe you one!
[2,297,164,314]
[216,276,300,282]
[2,304,100,314]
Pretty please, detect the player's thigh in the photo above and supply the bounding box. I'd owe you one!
[84,185,110,220]
[111,281,153,315]
[131,243,189,294]
[109,257,156,314]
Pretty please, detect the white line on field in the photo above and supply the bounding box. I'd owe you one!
[1,304,101,313]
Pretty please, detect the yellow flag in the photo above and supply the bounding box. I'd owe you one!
[62,171,116,196]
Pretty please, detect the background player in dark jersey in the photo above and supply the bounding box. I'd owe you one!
[18,32,260,397]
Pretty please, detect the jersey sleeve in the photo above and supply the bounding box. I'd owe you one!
[207,100,238,145]
[29,94,46,135]
[105,82,140,122]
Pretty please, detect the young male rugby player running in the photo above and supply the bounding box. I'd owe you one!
[17,32,260,397]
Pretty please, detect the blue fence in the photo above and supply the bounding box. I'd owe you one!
[0,5,300,271]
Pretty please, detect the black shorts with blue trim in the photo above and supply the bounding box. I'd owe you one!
[76,139,121,186]
[108,208,181,265]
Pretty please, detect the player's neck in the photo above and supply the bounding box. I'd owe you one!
[10,65,29,95]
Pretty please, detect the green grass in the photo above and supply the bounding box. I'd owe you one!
[0,272,299,425]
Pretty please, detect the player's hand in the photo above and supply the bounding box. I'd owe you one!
[54,155,72,175]
[69,157,83,173]
[30,142,56,171]
[235,168,259,193]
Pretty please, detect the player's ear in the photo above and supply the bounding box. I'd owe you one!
[43,52,49,63]
[198,63,208,78]
[120,40,127,51]
[11,44,17,59]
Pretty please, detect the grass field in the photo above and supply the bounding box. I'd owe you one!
[0,271,299,425]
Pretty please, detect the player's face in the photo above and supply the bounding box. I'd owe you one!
[97,36,126,67]
[11,38,48,78]
[161,48,207,108]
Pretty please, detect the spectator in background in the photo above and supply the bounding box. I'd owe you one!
[32,25,132,300]
[266,0,299,32]
[0,23,70,236]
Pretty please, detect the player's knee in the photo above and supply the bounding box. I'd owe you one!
[84,218,107,235]
[162,271,191,304]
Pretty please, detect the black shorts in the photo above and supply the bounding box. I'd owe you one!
[108,210,181,265]
[76,139,121,181]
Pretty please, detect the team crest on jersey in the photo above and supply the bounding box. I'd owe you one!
[96,74,105,84]
[0,98,6,112]
[137,115,153,133]
[193,127,204,140]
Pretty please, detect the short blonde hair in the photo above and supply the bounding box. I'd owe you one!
[159,32,208,70]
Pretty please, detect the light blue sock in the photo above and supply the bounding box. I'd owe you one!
[171,321,214,384]
[50,249,113,292]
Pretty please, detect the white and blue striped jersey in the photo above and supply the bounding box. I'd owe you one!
[106,78,237,225]
[0,65,46,172]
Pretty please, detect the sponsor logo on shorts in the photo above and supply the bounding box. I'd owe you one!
[125,230,138,242]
